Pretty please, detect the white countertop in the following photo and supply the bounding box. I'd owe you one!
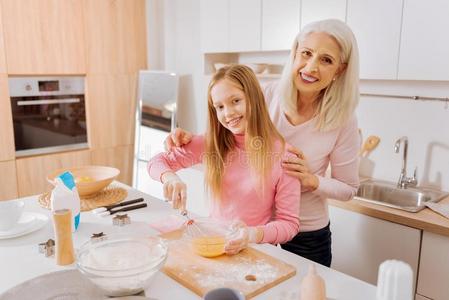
[0,183,377,299]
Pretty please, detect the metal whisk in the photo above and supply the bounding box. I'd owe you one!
[181,210,206,237]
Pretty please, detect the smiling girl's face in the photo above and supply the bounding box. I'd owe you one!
[210,78,247,134]
[292,32,346,99]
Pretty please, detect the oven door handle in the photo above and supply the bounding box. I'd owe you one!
[17,98,81,106]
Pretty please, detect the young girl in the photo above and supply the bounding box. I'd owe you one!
[148,64,300,255]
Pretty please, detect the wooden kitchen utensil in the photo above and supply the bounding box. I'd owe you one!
[53,209,75,265]
[160,229,296,299]
[359,135,380,157]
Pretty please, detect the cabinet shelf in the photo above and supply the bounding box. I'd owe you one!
[203,50,287,77]
[256,73,281,79]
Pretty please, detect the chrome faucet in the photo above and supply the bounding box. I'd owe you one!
[394,136,417,189]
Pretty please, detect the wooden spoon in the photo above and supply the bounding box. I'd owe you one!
[359,135,380,157]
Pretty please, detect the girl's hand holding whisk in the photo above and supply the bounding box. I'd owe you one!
[224,221,264,255]
[161,171,187,211]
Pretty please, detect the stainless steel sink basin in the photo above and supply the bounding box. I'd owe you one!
[355,179,449,212]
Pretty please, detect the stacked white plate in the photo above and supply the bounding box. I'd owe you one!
[0,212,48,239]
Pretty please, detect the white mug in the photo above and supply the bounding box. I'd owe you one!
[203,288,244,300]
[0,200,25,231]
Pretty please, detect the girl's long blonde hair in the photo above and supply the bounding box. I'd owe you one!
[279,19,360,131]
[204,64,285,200]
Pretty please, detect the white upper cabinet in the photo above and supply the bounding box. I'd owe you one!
[229,0,261,52]
[261,0,300,51]
[301,0,346,28]
[200,0,261,53]
[398,0,449,80]
[200,0,229,53]
[347,0,403,79]
[200,0,449,81]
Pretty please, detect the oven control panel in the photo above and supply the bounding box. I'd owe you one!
[9,76,85,97]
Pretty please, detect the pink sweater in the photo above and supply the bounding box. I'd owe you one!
[263,81,360,232]
[148,134,300,244]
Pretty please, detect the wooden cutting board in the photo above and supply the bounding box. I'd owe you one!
[160,230,296,299]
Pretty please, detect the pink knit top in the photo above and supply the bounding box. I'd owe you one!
[148,134,301,244]
[263,81,360,232]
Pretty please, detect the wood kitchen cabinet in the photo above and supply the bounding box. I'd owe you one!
[15,150,91,197]
[417,231,449,300]
[329,205,421,288]
[86,74,137,149]
[261,0,300,51]
[0,0,145,196]
[398,0,449,80]
[0,6,12,162]
[301,0,346,28]
[0,160,18,201]
[0,75,15,162]
[83,0,147,74]
[0,2,6,73]
[347,0,403,79]
[91,144,133,185]
[1,0,86,75]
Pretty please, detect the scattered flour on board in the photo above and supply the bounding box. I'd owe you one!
[188,256,280,289]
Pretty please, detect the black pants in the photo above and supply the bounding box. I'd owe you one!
[281,222,332,267]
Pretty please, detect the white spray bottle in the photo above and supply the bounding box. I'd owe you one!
[50,171,81,232]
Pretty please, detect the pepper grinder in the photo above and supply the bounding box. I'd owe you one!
[53,209,75,265]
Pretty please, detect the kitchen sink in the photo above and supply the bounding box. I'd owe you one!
[355,179,449,212]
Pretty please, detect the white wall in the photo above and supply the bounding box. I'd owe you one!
[146,0,449,192]
[358,80,449,191]
[144,0,209,215]
[146,0,206,133]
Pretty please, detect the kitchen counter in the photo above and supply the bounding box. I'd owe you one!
[0,183,376,300]
[329,194,449,237]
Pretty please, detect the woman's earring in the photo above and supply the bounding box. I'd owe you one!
[332,77,336,81]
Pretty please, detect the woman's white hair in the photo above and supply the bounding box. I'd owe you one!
[279,19,360,131]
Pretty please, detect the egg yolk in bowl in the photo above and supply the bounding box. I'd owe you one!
[191,236,226,258]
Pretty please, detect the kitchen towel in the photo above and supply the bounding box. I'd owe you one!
[425,202,449,219]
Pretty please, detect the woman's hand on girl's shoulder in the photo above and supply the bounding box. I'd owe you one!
[282,144,319,192]
[164,128,193,151]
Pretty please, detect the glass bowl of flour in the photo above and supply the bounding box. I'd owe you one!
[76,235,168,297]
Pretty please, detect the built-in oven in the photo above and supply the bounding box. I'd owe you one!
[9,76,88,157]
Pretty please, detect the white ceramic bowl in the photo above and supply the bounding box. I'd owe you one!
[266,64,284,75]
[245,63,268,74]
[0,200,25,231]
[76,235,168,297]
[214,63,228,72]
